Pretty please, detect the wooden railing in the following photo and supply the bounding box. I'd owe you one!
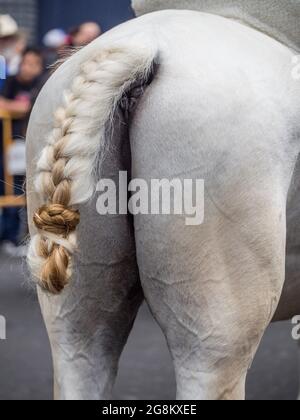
[0,109,26,208]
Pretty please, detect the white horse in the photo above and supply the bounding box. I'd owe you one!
[26,0,300,400]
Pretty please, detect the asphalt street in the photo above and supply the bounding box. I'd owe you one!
[0,253,299,400]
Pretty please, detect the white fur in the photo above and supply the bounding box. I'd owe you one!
[25,8,300,400]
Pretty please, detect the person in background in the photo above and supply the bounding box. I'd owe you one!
[0,47,44,135]
[0,15,27,80]
[0,14,19,92]
[69,21,101,47]
[42,28,68,67]
[4,31,27,77]
[0,47,45,256]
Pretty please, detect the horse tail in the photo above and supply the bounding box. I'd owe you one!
[27,42,156,294]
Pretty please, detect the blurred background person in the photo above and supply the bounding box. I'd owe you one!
[0,47,45,134]
[42,28,68,67]
[4,31,27,77]
[68,21,101,47]
[0,47,45,256]
[0,15,27,81]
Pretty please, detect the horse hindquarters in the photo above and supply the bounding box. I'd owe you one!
[26,10,299,400]
[130,54,295,399]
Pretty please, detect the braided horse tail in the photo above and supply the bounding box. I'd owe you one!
[27,43,156,294]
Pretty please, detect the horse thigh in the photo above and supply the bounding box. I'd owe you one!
[134,187,286,400]
[29,142,143,400]
[27,110,142,400]
[36,205,142,400]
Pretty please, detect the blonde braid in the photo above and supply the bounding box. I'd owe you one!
[28,44,155,294]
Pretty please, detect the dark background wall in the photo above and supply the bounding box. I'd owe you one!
[0,0,38,42]
[38,0,134,41]
[0,0,134,44]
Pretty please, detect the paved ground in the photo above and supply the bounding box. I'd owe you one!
[0,253,299,400]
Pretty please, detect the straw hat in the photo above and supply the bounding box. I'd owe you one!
[0,14,18,38]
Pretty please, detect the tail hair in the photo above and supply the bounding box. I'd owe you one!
[28,43,156,294]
